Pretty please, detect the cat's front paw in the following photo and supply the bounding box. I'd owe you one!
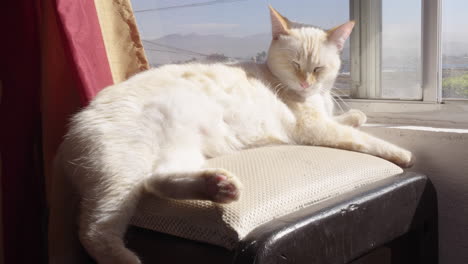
[202,169,242,203]
[335,109,367,127]
[391,150,415,168]
[346,109,367,127]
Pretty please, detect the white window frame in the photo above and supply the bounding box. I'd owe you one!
[132,0,466,126]
[349,0,442,102]
[421,0,442,103]
[350,0,382,99]
[344,0,468,128]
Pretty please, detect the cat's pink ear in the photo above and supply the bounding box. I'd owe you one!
[327,21,355,51]
[269,6,290,40]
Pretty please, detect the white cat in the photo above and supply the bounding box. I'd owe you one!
[49,6,413,264]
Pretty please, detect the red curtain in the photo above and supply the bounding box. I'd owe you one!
[41,0,114,192]
[54,0,114,104]
[1,1,47,263]
[1,0,114,262]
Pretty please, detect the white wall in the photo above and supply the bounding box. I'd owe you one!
[363,125,468,264]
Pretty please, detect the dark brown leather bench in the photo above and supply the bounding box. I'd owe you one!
[126,172,437,264]
[76,146,437,263]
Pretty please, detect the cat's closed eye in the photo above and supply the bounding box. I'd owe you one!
[313,67,324,73]
[292,61,301,70]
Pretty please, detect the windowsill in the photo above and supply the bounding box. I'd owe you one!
[363,123,468,134]
[342,99,468,129]
[361,124,468,153]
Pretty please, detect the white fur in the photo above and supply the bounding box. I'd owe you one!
[49,8,413,264]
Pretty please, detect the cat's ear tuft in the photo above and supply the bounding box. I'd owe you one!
[269,6,290,40]
[327,21,355,51]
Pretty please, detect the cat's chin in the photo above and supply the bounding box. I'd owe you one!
[282,88,316,101]
[295,88,319,98]
[283,84,313,96]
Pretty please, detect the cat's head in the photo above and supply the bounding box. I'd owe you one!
[266,6,354,97]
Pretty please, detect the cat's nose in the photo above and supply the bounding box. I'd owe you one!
[300,81,309,89]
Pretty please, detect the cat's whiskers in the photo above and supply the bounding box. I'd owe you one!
[329,91,345,114]
[331,88,349,97]
[272,82,285,95]
[330,90,351,111]
[276,86,286,97]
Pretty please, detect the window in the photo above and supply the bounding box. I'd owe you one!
[381,0,422,99]
[132,0,468,109]
[131,0,351,94]
[350,0,423,100]
[442,0,468,99]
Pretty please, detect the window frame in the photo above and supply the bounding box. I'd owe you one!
[342,0,468,128]
[131,0,466,126]
[349,0,443,102]
[421,0,442,103]
[349,0,382,99]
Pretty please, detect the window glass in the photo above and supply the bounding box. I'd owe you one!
[131,0,350,94]
[442,0,468,99]
[381,0,422,99]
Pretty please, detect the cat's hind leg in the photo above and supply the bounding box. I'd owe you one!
[78,177,144,264]
[77,148,241,264]
[145,168,242,203]
[144,149,242,203]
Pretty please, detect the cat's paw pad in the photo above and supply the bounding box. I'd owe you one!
[347,109,367,127]
[392,150,415,168]
[202,169,242,203]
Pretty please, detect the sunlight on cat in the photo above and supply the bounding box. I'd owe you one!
[49,6,413,264]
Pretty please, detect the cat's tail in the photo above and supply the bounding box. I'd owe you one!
[47,148,88,264]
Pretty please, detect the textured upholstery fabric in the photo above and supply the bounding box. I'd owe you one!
[131,146,403,249]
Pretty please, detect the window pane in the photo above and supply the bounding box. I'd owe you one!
[381,0,422,99]
[131,0,350,93]
[442,0,468,99]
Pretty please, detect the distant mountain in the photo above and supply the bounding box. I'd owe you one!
[143,32,468,67]
[143,33,350,66]
[143,33,271,65]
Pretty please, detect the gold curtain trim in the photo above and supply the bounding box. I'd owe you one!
[94,0,149,84]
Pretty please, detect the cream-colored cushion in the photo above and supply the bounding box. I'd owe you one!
[130,146,403,249]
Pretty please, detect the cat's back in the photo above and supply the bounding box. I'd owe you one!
[70,62,294,154]
[92,62,271,104]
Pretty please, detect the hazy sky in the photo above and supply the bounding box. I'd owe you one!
[132,0,350,39]
[132,0,468,41]
[443,0,468,42]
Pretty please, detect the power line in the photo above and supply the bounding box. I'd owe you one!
[143,40,236,60]
[142,39,208,57]
[145,48,184,54]
[145,48,203,57]
[134,0,248,13]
